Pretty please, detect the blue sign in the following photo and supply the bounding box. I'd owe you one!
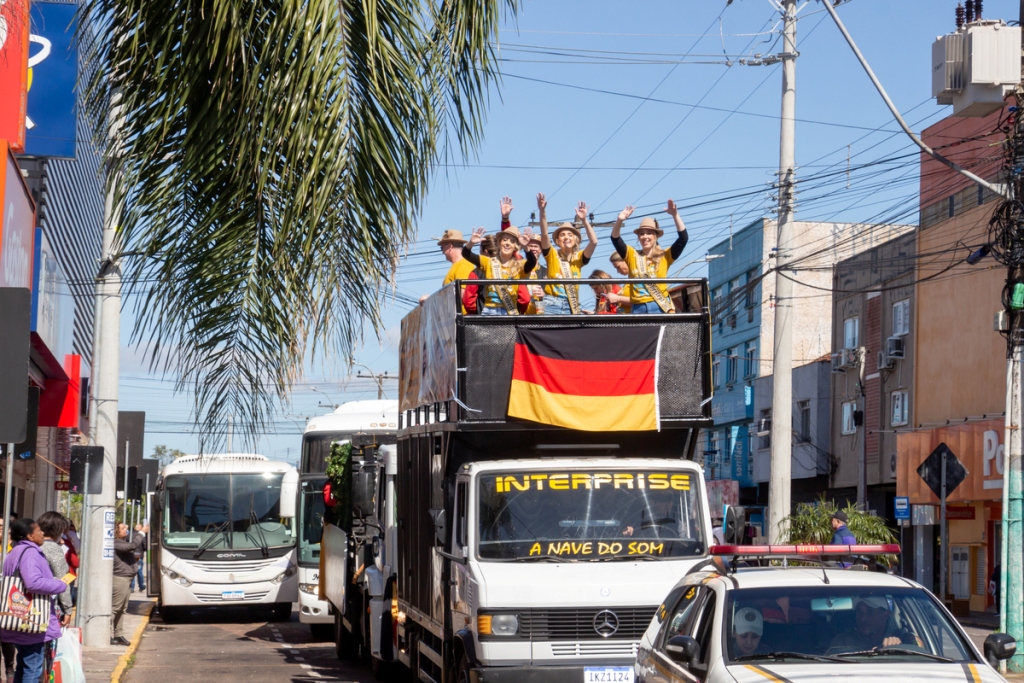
[894,496,911,521]
[24,2,78,158]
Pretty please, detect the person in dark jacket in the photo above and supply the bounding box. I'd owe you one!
[0,518,71,683]
[830,510,857,544]
[112,522,147,646]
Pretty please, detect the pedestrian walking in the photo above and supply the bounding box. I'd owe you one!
[830,510,857,544]
[609,199,689,314]
[0,518,72,683]
[536,194,598,314]
[112,522,148,646]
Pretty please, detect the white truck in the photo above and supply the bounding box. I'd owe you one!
[322,277,714,683]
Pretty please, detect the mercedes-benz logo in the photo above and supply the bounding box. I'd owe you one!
[593,610,620,638]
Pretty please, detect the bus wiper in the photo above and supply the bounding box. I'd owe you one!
[834,648,953,662]
[594,553,662,561]
[734,651,845,663]
[193,521,230,559]
[250,511,270,558]
[489,554,571,563]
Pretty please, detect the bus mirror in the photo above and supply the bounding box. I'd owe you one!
[279,470,298,519]
[724,505,746,545]
[430,509,446,545]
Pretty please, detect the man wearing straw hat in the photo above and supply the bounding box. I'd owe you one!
[420,229,476,309]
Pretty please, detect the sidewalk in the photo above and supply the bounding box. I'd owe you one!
[81,595,155,683]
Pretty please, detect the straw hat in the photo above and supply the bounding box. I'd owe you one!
[552,221,581,242]
[497,226,522,243]
[436,229,467,246]
[633,216,663,237]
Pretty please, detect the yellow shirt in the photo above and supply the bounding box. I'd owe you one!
[543,247,588,298]
[479,255,528,309]
[619,284,632,314]
[623,246,676,305]
[443,258,477,314]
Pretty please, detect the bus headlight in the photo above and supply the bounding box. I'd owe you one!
[299,583,319,595]
[478,613,518,636]
[161,568,193,587]
[271,565,298,585]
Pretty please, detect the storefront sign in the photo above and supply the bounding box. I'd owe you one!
[0,142,34,288]
[897,419,1007,503]
[945,506,976,520]
[53,480,68,491]
[0,0,30,151]
[24,2,78,158]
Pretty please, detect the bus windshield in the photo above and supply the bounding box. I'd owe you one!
[302,432,396,473]
[163,473,293,551]
[477,469,705,561]
[298,477,328,565]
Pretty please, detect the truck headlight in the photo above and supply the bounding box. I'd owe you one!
[271,565,298,585]
[299,583,319,595]
[161,568,193,587]
[478,613,518,636]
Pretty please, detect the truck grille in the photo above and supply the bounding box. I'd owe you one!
[518,607,656,641]
[194,590,270,603]
[183,559,278,573]
[551,642,639,657]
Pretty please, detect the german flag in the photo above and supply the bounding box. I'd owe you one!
[507,326,664,431]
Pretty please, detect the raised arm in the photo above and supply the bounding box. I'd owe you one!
[522,249,537,275]
[665,199,689,260]
[610,205,634,258]
[578,201,598,259]
[461,227,485,268]
[500,196,514,231]
[537,193,551,252]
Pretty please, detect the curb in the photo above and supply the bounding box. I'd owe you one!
[110,600,155,683]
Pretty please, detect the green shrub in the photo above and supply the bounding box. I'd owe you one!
[782,494,898,566]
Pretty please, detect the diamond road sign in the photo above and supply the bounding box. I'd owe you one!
[916,442,968,500]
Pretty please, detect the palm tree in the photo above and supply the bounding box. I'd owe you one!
[80,0,517,444]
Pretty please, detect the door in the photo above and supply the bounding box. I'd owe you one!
[147,491,161,598]
[450,479,473,633]
[950,545,970,600]
[647,586,709,683]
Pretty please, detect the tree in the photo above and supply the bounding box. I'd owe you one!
[81,0,518,446]
[152,445,186,469]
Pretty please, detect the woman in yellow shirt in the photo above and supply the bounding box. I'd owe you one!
[609,199,688,314]
[461,227,537,315]
[536,193,598,314]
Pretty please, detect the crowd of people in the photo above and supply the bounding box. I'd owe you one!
[427,194,689,315]
[0,512,146,682]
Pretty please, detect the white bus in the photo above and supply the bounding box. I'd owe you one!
[149,453,299,622]
[297,400,398,638]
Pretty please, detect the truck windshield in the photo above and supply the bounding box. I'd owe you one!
[163,473,293,551]
[298,477,328,565]
[477,470,705,560]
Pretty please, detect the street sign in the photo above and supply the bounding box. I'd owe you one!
[894,496,910,520]
[69,445,103,494]
[53,480,68,491]
[916,442,968,500]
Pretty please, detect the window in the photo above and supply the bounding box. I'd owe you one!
[712,358,721,388]
[892,390,909,426]
[712,286,724,318]
[659,586,707,646]
[455,481,468,548]
[844,317,859,349]
[759,409,772,450]
[730,277,743,312]
[745,269,758,308]
[744,341,757,378]
[893,299,910,336]
[726,349,738,384]
[798,400,811,443]
[842,401,857,435]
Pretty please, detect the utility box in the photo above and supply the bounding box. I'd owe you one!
[932,20,1020,117]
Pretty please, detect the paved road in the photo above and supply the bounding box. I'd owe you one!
[124,605,390,683]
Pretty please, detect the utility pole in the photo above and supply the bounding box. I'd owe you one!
[768,0,797,544]
[82,93,123,649]
[356,372,397,400]
[226,415,233,453]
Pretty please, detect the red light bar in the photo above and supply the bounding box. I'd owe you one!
[710,544,900,556]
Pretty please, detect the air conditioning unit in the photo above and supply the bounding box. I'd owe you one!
[887,336,906,359]
[831,353,846,374]
[932,21,1021,117]
[878,351,895,371]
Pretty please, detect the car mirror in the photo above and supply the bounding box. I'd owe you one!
[664,635,700,665]
[430,508,446,546]
[984,633,1016,667]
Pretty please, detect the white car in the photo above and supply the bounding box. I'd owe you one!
[636,544,1016,683]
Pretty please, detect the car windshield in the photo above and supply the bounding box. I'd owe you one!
[163,473,293,550]
[477,469,705,560]
[298,477,328,565]
[721,586,974,664]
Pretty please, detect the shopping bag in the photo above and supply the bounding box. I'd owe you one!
[52,628,85,683]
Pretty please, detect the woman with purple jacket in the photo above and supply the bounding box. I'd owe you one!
[1,518,71,683]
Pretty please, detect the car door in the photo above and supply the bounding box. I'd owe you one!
[644,585,712,683]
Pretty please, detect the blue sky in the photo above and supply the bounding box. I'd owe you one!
[117,0,1020,462]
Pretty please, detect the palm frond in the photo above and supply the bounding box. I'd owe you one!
[79,0,517,447]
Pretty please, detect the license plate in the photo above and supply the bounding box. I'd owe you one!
[584,667,634,683]
[222,590,245,601]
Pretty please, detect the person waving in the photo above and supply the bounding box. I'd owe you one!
[461,227,537,315]
[610,199,688,314]
[536,193,598,315]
